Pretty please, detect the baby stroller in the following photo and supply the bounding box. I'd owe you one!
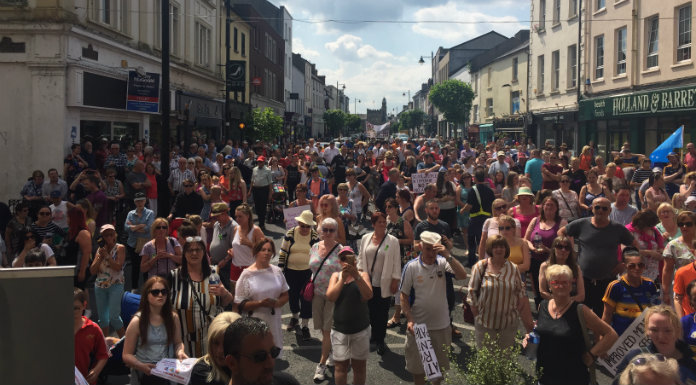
[97,292,141,384]
[266,183,288,224]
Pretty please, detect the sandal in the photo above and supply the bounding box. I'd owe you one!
[386,319,401,328]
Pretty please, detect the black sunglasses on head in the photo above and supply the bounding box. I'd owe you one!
[238,346,281,363]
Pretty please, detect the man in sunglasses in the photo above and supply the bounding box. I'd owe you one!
[223,317,299,385]
[559,197,639,317]
[167,178,203,223]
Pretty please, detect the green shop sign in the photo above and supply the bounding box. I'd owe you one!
[579,84,696,121]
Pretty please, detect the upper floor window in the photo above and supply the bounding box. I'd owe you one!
[646,17,659,68]
[596,0,605,11]
[552,0,561,25]
[92,0,127,32]
[595,35,605,79]
[616,27,627,75]
[539,0,546,31]
[677,5,692,62]
[195,22,211,67]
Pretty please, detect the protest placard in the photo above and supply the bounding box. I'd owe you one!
[411,172,438,193]
[283,205,311,230]
[413,323,443,381]
[596,311,650,376]
[150,358,198,384]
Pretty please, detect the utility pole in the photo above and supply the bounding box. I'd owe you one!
[224,0,231,141]
[160,0,171,212]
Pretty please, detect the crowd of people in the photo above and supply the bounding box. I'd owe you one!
[9,134,696,385]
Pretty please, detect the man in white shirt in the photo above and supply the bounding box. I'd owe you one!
[305,138,319,155]
[322,141,339,164]
[609,185,638,226]
[488,151,510,179]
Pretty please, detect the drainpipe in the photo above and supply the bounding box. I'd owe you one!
[631,0,640,91]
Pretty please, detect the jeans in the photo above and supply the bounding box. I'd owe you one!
[284,268,313,319]
[94,282,124,330]
[368,287,391,345]
[468,215,489,265]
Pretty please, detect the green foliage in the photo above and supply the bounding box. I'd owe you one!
[444,334,539,385]
[324,109,346,137]
[345,113,362,132]
[251,107,284,142]
[429,79,475,125]
[399,109,427,131]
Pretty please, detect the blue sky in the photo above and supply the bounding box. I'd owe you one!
[273,0,530,117]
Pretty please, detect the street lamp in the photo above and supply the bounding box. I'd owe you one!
[418,52,435,137]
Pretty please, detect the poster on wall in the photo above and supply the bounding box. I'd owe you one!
[126,71,160,113]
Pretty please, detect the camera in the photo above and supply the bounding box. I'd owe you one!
[97,236,105,248]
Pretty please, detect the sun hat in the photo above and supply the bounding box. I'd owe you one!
[516,186,535,198]
[211,202,229,215]
[295,210,316,226]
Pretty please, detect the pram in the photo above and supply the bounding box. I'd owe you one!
[97,292,141,384]
[266,183,287,224]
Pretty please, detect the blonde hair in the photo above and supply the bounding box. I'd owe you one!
[657,202,676,217]
[644,305,681,338]
[150,217,169,238]
[317,194,340,220]
[545,264,573,282]
[201,311,241,383]
[617,353,680,385]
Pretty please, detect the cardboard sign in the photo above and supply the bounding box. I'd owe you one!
[413,323,443,381]
[283,205,312,230]
[596,311,650,376]
[150,358,198,384]
[411,172,438,193]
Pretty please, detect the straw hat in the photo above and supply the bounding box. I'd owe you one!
[295,210,316,226]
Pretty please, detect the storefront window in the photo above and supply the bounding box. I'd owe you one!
[113,122,139,141]
[80,120,140,142]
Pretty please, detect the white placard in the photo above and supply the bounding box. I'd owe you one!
[411,172,438,193]
[413,323,443,381]
[74,367,89,385]
[150,358,198,384]
[596,311,649,376]
[283,205,312,230]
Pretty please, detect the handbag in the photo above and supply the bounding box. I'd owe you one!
[134,237,148,254]
[463,260,488,324]
[301,243,340,302]
[577,303,599,385]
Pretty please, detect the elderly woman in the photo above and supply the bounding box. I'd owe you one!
[140,218,182,279]
[310,217,344,383]
[617,353,681,385]
[539,236,585,303]
[235,238,290,351]
[533,264,618,385]
[326,246,373,385]
[663,211,696,305]
[189,312,241,385]
[602,247,659,335]
[278,210,319,340]
[656,202,681,242]
[89,224,127,338]
[478,199,521,259]
[169,238,234,357]
[357,212,401,356]
[467,235,534,349]
[613,305,696,385]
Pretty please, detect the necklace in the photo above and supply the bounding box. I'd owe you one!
[552,299,572,319]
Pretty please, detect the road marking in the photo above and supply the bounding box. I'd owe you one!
[283,343,407,351]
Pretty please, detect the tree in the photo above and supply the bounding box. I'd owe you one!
[323,109,346,138]
[429,79,475,138]
[399,109,427,135]
[251,107,283,142]
[345,113,361,133]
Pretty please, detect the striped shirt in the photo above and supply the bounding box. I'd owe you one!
[631,168,652,184]
[467,259,524,330]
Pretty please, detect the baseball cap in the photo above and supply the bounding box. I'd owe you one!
[134,192,147,201]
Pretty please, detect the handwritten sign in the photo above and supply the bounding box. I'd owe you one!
[596,311,649,376]
[150,358,198,384]
[283,205,312,230]
[413,323,443,381]
[411,172,438,193]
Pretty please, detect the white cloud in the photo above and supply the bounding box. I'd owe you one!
[412,1,526,43]
[293,38,320,60]
[325,35,394,62]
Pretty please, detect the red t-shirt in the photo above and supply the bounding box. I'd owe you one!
[75,317,108,384]
[674,262,696,316]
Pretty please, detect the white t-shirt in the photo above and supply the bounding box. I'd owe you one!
[50,201,69,229]
[399,256,453,330]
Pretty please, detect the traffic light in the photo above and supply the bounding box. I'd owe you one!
[239,123,245,130]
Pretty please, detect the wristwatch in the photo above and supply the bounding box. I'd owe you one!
[445,255,454,264]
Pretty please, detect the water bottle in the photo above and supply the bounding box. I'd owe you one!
[209,271,221,286]
[526,329,540,360]
[533,233,542,250]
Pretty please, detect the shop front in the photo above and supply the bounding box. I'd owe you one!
[579,84,696,159]
[493,116,527,145]
[479,123,494,144]
[531,110,578,151]
[175,91,224,146]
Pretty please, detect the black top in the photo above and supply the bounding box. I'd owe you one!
[413,219,452,241]
[333,280,370,334]
[170,191,204,218]
[331,155,346,184]
[189,360,227,385]
[466,183,495,217]
[285,164,300,185]
[375,180,396,213]
[536,300,589,385]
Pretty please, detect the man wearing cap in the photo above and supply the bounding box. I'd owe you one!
[167,178,203,222]
[250,156,273,229]
[488,151,510,179]
[210,202,238,291]
[400,231,467,385]
[125,192,155,291]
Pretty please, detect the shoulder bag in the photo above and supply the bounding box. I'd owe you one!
[463,260,488,324]
[301,243,340,302]
[577,303,599,385]
[367,233,388,283]
[558,190,580,222]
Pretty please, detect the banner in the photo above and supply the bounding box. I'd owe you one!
[126,71,160,113]
[411,172,438,193]
[649,125,683,164]
[366,122,390,138]
[596,311,649,376]
[413,323,443,381]
[283,205,311,230]
[226,60,246,92]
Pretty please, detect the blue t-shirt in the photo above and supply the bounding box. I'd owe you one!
[682,313,696,356]
[602,276,658,335]
[524,157,544,191]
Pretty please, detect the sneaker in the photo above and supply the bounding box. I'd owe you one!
[313,364,327,383]
[301,326,311,341]
[326,355,334,367]
[287,317,299,331]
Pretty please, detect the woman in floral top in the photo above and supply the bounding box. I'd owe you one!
[309,217,343,381]
[89,224,126,337]
[663,211,696,303]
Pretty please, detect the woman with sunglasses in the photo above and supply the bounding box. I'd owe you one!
[539,236,584,303]
[235,238,289,352]
[509,187,539,237]
[530,264,617,385]
[89,224,127,338]
[478,198,521,259]
[123,276,188,385]
[140,218,182,280]
[612,305,696,385]
[169,237,233,357]
[579,169,613,217]
[310,217,344,383]
[498,214,530,274]
[602,248,658,335]
[662,211,696,306]
[317,195,347,245]
[617,353,680,385]
[288,184,313,214]
[552,174,581,223]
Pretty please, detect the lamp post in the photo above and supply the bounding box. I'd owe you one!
[418,52,434,137]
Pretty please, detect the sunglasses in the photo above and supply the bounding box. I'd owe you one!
[626,262,646,269]
[498,226,513,231]
[156,226,168,230]
[239,346,281,363]
[554,244,571,251]
[494,205,507,211]
[186,236,203,243]
[149,289,169,297]
[631,353,666,366]
[593,206,610,211]
[321,228,336,233]
[678,221,695,228]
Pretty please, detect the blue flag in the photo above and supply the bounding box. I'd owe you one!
[650,126,683,164]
